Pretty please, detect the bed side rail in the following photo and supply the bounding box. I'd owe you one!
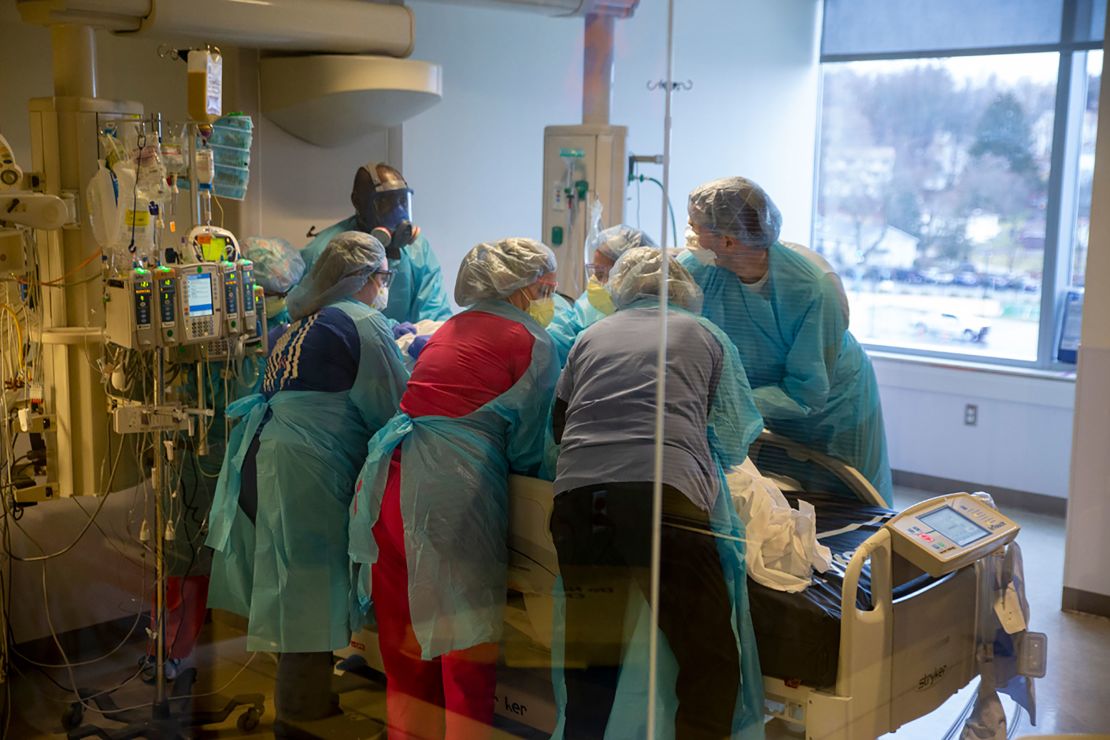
[825,528,894,736]
[749,429,885,506]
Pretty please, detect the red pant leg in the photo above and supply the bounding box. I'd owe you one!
[441,642,498,740]
[372,454,445,739]
[149,575,210,660]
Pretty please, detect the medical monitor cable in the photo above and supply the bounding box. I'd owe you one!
[3,432,126,563]
[630,174,679,247]
[0,478,148,715]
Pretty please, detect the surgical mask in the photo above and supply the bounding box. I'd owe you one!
[586,276,616,316]
[688,247,717,266]
[685,226,717,266]
[372,285,390,311]
[527,296,555,327]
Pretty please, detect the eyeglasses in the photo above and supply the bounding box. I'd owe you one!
[533,278,558,299]
[375,270,394,288]
[586,263,610,282]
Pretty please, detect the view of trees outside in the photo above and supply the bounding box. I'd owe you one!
[815,53,1100,361]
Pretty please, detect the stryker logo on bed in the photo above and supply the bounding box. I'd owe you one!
[917,664,948,691]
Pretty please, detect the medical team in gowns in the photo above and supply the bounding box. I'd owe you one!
[681,176,893,504]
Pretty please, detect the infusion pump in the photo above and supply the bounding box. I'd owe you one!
[104,261,261,352]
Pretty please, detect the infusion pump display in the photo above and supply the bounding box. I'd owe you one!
[887,493,1019,577]
[181,267,221,343]
[104,261,260,351]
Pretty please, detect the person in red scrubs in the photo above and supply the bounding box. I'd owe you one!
[349,238,560,739]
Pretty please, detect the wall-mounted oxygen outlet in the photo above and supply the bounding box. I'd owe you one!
[964,404,978,426]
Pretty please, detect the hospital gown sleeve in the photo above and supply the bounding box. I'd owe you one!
[409,239,454,321]
[348,309,412,431]
[698,317,764,468]
[506,335,559,477]
[547,297,585,367]
[753,273,847,421]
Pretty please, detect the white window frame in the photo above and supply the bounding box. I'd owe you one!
[813,0,1102,371]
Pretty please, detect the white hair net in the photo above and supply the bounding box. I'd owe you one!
[608,246,703,312]
[243,236,305,295]
[688,176,782,249]
[454,238,557,306]
[286,231,387,320]
[589,225,657,262]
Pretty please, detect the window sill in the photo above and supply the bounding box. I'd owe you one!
[866,349,1077,382]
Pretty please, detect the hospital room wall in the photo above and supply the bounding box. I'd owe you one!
[400,0,583,300]
[1063,16,1110,612]
[227,49,394,251]
[872,359,1075,500]
[401,0,822,302]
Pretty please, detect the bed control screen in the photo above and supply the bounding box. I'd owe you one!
[919,506,990,547]
[886,492,1019,577]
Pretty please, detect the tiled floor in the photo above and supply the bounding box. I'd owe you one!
[9,487,1110,738]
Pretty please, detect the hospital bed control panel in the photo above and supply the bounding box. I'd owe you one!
[887,493,1019,577]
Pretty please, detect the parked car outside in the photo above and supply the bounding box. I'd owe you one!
[912,312,991,343]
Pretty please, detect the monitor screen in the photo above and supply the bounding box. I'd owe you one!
[186,273,214,317]
[919,506,990,547]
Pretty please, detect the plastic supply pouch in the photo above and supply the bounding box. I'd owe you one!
[86,162,119,248]
[585,196,603,252]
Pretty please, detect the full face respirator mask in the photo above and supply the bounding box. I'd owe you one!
[352,162,418,260]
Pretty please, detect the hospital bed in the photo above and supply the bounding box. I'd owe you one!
[336,431,1026,738]
[503,430,1026,739]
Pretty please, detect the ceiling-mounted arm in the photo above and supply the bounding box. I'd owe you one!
[17,0,415,56]
[415,0,640,18]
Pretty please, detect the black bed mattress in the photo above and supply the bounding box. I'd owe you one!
[747,491,931,688]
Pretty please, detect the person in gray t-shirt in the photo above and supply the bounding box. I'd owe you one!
[551,248,763,739]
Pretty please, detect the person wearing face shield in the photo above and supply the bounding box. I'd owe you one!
[348,238,559,739]
[545,225,657,366]
[550,247,765,739]
[680,176,893,504]
[301,162,453,324]
[205,232,409,732]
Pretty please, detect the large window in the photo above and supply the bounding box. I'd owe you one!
[815,0,1104,366]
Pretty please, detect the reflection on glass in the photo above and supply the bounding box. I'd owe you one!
[1071,50,1102,289]
[816,54,1059,361]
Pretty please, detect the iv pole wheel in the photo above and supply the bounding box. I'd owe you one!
[237,706,262,732]
[61,702,84,730]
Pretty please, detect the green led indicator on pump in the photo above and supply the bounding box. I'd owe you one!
[559,148,585,159]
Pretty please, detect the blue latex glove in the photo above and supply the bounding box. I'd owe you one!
[392,322,418,339]
[407,335,430,360]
